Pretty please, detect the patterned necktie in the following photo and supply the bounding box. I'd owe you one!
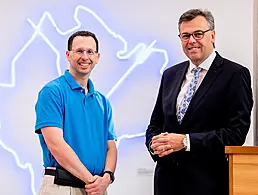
[177,67,202,123]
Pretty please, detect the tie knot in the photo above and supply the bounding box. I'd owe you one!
[192,67,202,75]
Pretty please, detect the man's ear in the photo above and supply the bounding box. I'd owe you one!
[66,51,70,61]
[211,30,216,43]
[96,53,100,64]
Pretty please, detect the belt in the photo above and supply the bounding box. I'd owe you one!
[44,169,56,176]
[44,168,85,188]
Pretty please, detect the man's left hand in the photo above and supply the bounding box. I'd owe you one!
[85,174,110,195]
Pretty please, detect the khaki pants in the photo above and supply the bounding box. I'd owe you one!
[38,175,107,195]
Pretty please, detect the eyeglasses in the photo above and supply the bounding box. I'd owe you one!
[178,29,211,41]
[71,49,97,56]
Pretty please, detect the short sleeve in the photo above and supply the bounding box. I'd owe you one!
[35,86,63,134]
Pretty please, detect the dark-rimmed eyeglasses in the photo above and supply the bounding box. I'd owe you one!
[178,29,211,41]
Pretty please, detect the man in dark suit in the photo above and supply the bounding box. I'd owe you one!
[145,8,253,195]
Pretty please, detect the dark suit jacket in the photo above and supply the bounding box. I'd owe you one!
[145,52,253,195]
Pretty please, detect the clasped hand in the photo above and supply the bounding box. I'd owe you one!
[85,174,110,195]
[151,132,185,157]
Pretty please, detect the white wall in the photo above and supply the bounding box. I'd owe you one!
[0,0,254,195]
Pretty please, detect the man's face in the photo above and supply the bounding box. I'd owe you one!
[179,16,215,66]
[66,36,100,77]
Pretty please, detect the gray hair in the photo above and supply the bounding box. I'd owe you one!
[178,9,215,31]
[178,9,215,47]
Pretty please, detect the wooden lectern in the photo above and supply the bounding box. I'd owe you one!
[225,146,258,195]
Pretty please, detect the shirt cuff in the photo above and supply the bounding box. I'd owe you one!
[185,134,190,151]
[149,141,155,155]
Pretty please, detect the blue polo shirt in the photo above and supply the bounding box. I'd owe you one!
[35,70,117,175]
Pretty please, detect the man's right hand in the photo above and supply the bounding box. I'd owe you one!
[151,132,185,157]
[85,175,110,195]
[151,132,172,156]
[87,175,99,184]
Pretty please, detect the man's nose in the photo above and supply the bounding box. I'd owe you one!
[188,34,197,43]
[81,52,89,59]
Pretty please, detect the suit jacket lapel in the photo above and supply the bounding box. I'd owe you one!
[181,52,224,124]
[170,62,189,121]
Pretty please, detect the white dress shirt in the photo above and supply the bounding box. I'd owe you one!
[177,50,216,151]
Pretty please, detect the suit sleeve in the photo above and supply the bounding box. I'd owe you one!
[145,74,165,161]
[190,67,253,155]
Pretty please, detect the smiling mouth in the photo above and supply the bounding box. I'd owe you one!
[188,47,200,51]
[79,63,91,67]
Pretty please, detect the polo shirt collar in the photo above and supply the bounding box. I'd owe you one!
[87,78,95,95]
[64,70,95,94]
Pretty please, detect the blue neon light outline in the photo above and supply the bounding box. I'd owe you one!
[0,122,36,195]
[0,5,169,195]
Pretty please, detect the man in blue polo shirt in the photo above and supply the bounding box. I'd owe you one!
[35,30,117,195]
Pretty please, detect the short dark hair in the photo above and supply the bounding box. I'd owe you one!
[178,9,215,47]
[178,9,215,31]
[67,30,99,52]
